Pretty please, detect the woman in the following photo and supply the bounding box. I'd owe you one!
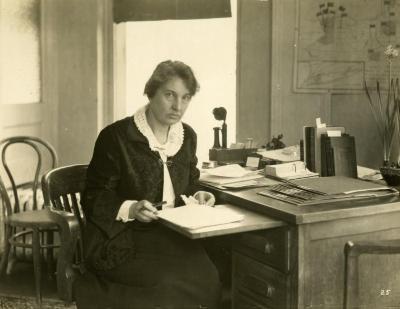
[80,60,220,309]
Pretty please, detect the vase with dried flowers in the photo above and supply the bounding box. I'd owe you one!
[365,44,400,186]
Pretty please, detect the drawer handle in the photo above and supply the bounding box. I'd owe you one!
[266,284,275,298]
[264,241,274,254]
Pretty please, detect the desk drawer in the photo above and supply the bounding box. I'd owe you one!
[233,252,289,308]
[234,227,290,272]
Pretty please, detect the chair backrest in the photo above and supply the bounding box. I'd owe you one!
[41,164,88,230]
[0,136,58,213]
[42,164,88,301]
[0,175,12,220]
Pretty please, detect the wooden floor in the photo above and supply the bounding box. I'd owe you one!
[0,251,231,308]
[0,260,59,300]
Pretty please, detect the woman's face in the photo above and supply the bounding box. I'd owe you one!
[148,77,192,127]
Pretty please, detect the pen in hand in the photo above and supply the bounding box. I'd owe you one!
[152,201,167,212]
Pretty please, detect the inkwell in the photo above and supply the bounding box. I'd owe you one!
[212,107,227,149]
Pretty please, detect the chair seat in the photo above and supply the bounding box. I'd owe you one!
[6,209,58,229]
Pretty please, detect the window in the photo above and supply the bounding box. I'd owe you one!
[0,0,41,104]
[116,0,237,163]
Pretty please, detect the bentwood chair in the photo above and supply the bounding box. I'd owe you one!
[0,136,59,305]
[344,240,400,308]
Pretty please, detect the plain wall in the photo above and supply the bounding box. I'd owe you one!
[42,0,101,166]
[236,0,272,148]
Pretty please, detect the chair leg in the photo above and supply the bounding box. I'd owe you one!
[32,228,42,306]
[344,242,359,309]
[0,224,12,276]
[6,254,17,275]
[46,230,55,280]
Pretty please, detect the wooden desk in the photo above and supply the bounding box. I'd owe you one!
[197,185,400,309]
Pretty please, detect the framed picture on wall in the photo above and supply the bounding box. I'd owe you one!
[293,0,400,93]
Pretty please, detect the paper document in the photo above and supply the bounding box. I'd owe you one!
[200,164,263,185]
[205,164,253,178]
[200,173,263,185]
[257,176,398,206]
[258,145,300,162]
[357,165,383,181]
[221,177,281,190]
[327,130,342,137]
[265,161,319,180]
[157,205,244,230]
[258,176,398,206]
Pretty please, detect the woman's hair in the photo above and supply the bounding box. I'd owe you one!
[144,60,200,98]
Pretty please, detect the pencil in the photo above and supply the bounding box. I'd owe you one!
[152,201,167,211]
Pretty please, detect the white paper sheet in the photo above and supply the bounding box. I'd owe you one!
[157,205,245,230]
[205,164,253,178]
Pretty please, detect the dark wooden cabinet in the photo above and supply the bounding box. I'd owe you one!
[232,228,291,309]
[234,227,290,273]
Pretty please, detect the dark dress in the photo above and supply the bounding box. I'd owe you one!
[78,117,221,309]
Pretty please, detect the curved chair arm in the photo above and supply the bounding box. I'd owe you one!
[47,209,81,302]
[344,239,400,309]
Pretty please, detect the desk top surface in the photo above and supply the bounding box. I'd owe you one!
[204,185,400,225]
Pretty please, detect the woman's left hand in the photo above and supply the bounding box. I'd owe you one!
[193,191,216,207]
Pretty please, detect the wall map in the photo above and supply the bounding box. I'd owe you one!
[294,0,400,93]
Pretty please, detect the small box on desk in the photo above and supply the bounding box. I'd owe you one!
[209,148,258,165]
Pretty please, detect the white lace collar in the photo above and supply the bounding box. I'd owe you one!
[133,105,184,157]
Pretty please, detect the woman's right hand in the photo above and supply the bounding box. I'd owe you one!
[128,200,159,222]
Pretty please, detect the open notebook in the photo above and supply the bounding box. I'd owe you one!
[157,205,244,230]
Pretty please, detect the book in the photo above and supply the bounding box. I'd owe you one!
[303,126,325,173]
[320,134,357,178]
[314,126,345,174]
[300,139,304,162]
[303,126,315,171]
[157,205,245,230]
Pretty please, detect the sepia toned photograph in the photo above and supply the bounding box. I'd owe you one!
[0,0,400,308]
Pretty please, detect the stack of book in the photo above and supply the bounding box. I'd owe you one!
[302,119,356,178]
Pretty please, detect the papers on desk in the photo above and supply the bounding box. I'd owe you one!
[205,164,252,178]
[258,145,300,162]
[221,177,281,190]
[200,164,264,187]
[357,165,383,181]
[257,176,398,206]
[264,161,319,180]
[157,204,244,230]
